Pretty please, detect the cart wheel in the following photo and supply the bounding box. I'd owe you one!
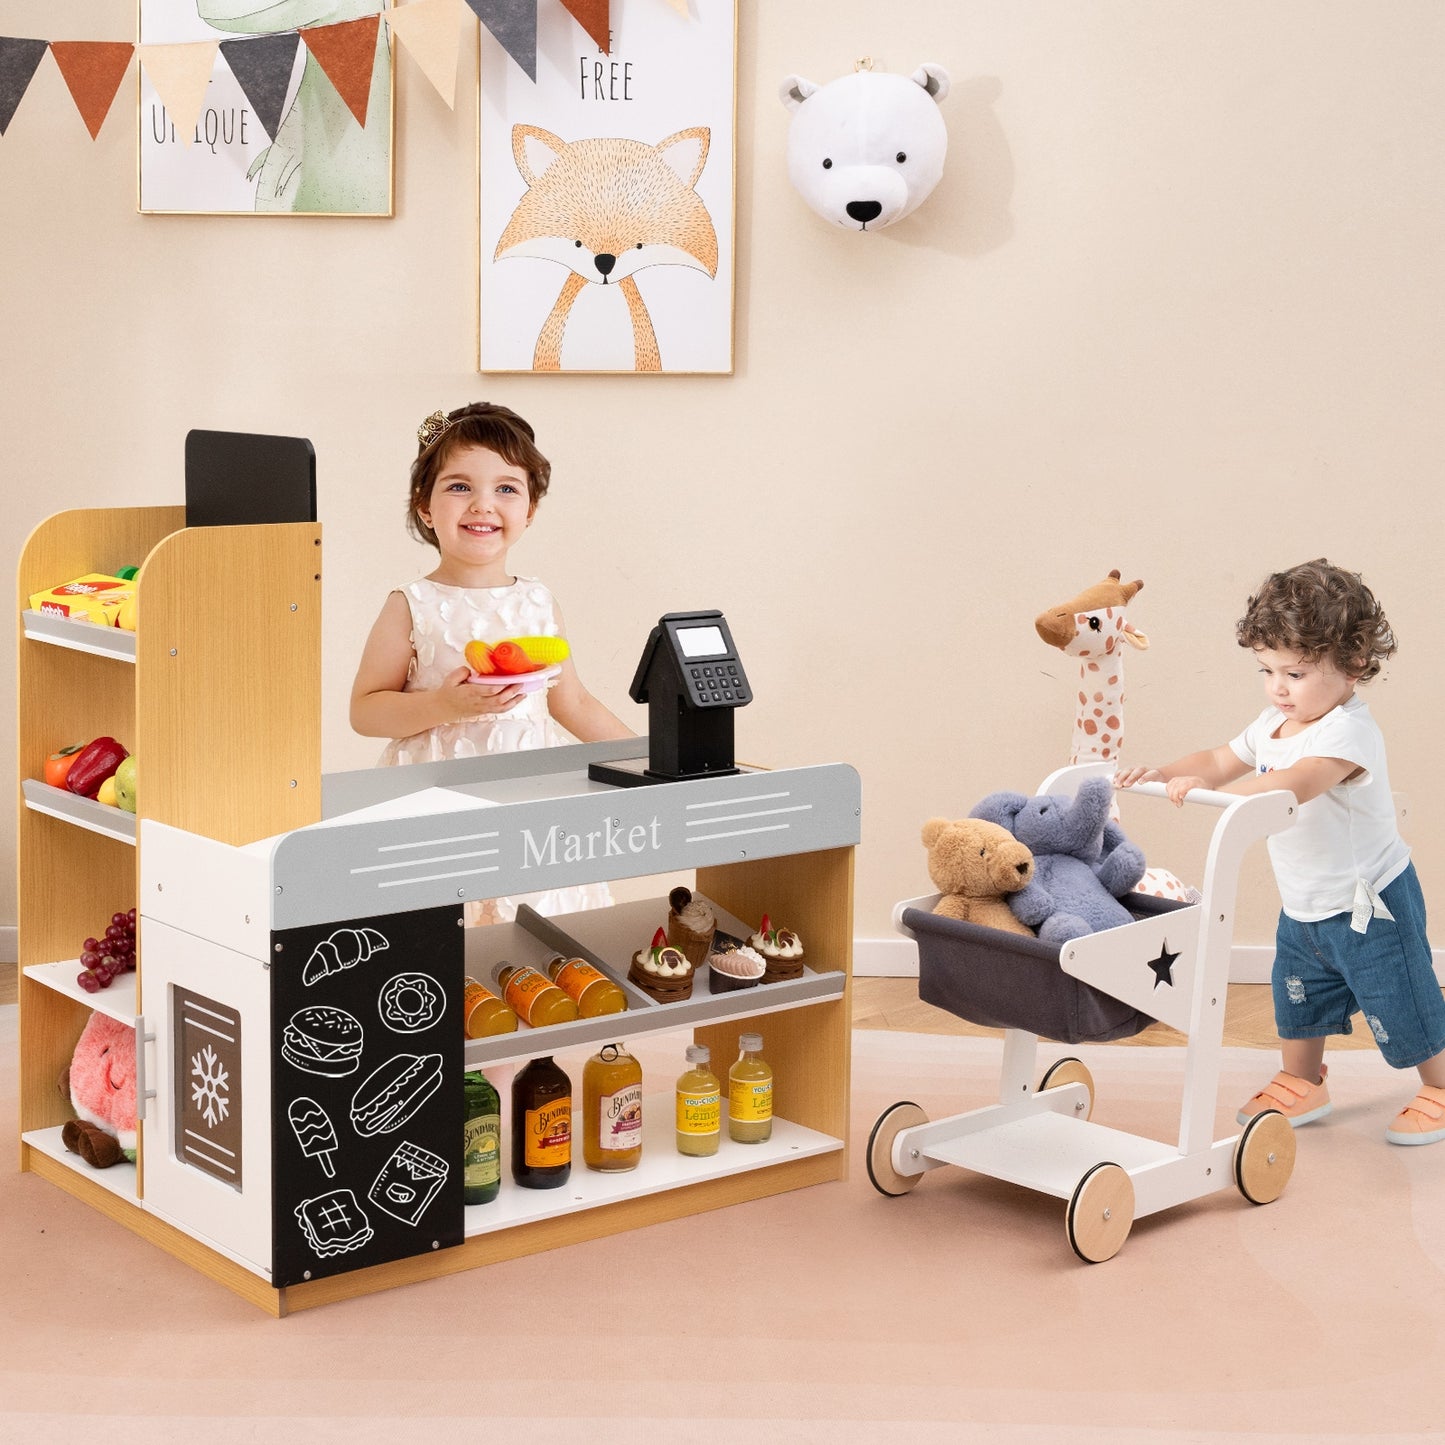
[1066,1162,1134,1263]
[1233,1109,1296,1204]
[866,1101,929,1197]
[1039,1056,1095,1121]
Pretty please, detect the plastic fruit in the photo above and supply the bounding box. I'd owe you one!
[116,595,137,631]
[512,636,571,666]
[113,755,137,813]
[96,776,118,807]
[464,640,496,674]
[488,641,536,674]
[44,745,84,788]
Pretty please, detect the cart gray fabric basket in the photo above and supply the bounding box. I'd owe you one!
[902,894,1191,1045]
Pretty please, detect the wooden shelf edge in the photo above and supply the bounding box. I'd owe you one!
[22,779,137,845]
[23,963,137,1022]
[22,609,137,661]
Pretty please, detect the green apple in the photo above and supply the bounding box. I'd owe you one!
[113,754,137,814]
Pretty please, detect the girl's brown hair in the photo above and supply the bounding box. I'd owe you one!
[408,403,551,549]
[1236,558,1396,682]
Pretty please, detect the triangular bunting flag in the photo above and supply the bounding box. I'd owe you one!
[218,32,300,143]
[0,36,49,136]
[301,16,382,129]
[139,41,218,149]
[383,0,461,110]
[49,41,135,140]
[559,0,609,54]
[465,0,536,82]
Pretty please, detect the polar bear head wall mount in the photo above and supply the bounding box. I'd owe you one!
[780,61,950,231]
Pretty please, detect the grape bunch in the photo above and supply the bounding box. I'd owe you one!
[77,909,137,993]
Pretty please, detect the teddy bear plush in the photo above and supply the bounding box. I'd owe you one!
[779,63,950,231]
[62,1011,138,1169]
[970,776,1147,944]
[921,815,1037,935]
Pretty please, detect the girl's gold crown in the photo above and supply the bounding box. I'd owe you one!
[416,409,457,453]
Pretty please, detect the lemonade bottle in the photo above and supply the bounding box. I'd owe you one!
[462,1070,501,1204]
[463,977,519,1037]
[548,956,629,1017]
[497,963,580,1027]
[728,1032,773,1144]
[583,1043,643,1172]
[675,1044,721,1157]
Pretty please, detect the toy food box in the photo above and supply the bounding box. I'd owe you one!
[29,574,135,626]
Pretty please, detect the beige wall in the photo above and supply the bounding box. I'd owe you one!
[4,1,1443,954]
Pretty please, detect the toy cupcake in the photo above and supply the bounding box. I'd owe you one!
[628,928,695,1003]
[705,939,767,994]
[666,886,717,967]
[749,914,805,983]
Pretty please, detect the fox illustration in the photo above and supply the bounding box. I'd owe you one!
[494,125,719,373]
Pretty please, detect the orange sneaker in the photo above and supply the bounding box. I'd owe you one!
[1385,1084,1445,1146]
[1236,1065,1332,1127]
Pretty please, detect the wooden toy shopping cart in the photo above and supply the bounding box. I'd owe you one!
[868,762,1299,1261]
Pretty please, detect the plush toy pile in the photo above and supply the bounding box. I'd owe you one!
[921,816,1036,935]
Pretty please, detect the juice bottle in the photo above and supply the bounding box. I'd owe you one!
[462,1069,501,1204]
[512,1055,572,1189]
[583,1043,643,1172]
[497,963,580,1028]
[728,1032,774,1144]
[675,1044,721,1157]
[548,955,629,1017]
[463,977,519,1037]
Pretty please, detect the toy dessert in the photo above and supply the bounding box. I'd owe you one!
[666,886,716,967]
[628,927,694,1003]
[705,939,766,994]
[749,914,806,983]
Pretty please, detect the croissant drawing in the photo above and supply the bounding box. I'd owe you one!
[302,927,389,986]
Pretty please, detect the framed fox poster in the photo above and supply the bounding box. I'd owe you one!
[478,0,736,374]
[137,0,394,216]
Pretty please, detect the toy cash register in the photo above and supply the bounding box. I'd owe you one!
[589,610,753,787]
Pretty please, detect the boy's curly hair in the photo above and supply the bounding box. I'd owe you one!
[1236,559,1396,682]
[407,402,550,550]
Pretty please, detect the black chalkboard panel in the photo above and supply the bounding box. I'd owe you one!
[185,429,316,528]
[270,905,464,1288]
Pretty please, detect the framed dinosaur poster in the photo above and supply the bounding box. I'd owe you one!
[478,0,736,374]
[137,0,394,216]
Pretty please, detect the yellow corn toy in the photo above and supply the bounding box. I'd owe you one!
[510,636,571,666]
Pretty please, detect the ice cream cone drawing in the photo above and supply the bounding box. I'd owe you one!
[288,1095,339,1177]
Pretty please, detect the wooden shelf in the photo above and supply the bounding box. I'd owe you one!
[22,1127,138,1205]
[23,962,137,1024]
[22,779,137,844]
[463,1100,840,1237]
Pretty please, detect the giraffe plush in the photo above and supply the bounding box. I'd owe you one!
[1035,570,1198,903]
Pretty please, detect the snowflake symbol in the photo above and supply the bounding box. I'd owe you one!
[190,1044,230,1129]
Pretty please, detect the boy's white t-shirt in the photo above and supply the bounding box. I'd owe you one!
[1228,694,1409,923]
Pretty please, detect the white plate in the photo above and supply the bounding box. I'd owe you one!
[466,663,561,695]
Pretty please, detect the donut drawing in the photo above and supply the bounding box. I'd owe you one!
[377,972,445,1034]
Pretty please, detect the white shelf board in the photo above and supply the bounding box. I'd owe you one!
[463,1096,840,1238]
[22,609,136,661]
[23,961,138,1022]
[22,1126,138,1204]
[22,779,137,844]
[461,896,844,1069]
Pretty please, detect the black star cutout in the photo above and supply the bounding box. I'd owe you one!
[1146,941,1180,989]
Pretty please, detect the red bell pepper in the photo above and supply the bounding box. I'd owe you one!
[64,737,129,799]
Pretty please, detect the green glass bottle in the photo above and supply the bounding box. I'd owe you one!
[463,1069,501,1206]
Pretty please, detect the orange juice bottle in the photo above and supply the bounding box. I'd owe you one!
[583,1043,643,1172]
[462,977,519,1037]
[497,963,580,1028]
[548,955,629,1017]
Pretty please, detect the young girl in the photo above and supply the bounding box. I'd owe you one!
[351,402,634,922]
[1117,559,1445,1145]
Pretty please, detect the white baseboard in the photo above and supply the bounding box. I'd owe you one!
[854,936,1445,986]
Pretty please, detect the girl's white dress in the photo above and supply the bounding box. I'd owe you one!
[379,576,611,924]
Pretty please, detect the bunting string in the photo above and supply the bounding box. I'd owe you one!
[0,0,692,142]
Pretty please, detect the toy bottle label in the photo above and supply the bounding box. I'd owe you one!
[503,968,551,1024]
[729,1078,773,1124]
[464,1114,500,1187]
[676,1086,720,1137]
[599,1083,643,1152]
[554,958,605,995]
[524,1099,571,1167]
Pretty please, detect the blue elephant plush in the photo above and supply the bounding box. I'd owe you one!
[970,776,1146,944]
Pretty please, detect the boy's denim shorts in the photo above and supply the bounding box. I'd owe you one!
[1272,863,1445,1069]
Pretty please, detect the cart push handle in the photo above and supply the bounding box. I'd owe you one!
[1116,778,1262,810]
